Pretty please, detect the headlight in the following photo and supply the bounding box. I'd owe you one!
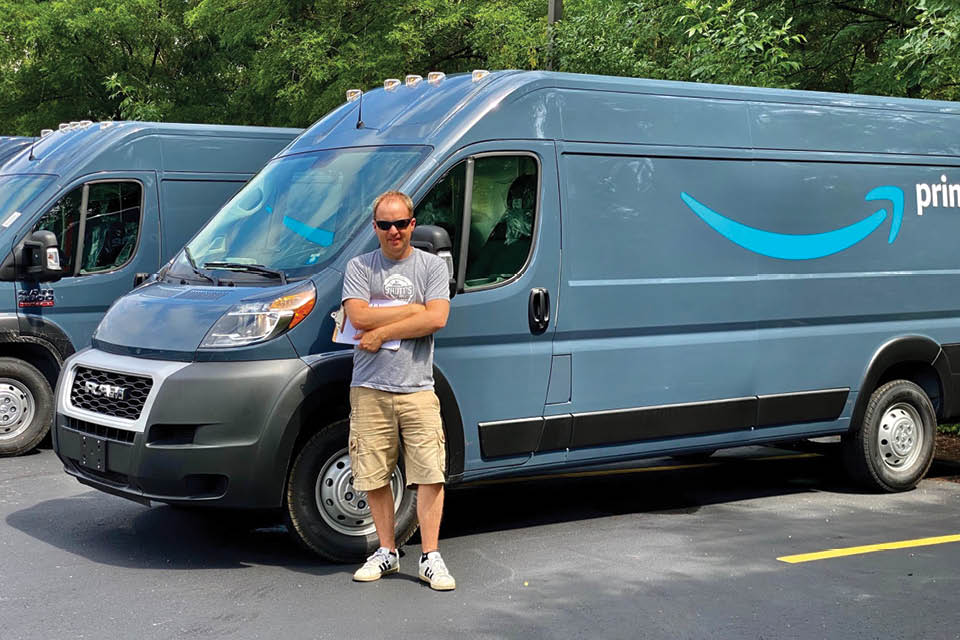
[200,281,316,348]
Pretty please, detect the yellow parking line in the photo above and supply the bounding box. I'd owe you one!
[778,534,960,564]
[467,452,820,487]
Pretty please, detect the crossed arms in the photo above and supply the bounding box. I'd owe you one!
[343,298,450,352]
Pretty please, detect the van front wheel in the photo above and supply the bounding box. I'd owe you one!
[285,419,419,562]
[843,380,936,492]
[0,357,53,457]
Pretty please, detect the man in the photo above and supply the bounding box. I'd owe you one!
[341,190,455,591]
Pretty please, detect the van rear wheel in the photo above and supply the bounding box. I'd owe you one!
[285,419,418,562]
[0,357,53,457]
[842,380,936,492]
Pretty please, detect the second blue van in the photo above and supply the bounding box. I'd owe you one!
[0,121,300,455]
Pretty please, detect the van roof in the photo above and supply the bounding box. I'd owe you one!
[284,70,960,158]
[1,122,303,178]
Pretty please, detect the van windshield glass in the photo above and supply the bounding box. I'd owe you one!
[180,146,428,278]
[0,175,56,224]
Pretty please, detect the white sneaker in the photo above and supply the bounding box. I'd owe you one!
[418,551,456,591]
[353,547,399,582]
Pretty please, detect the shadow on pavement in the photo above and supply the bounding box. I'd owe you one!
[8,445,946,571]
[440,451,849,539]
[5,496,342,575]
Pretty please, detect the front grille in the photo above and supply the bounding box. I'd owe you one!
[70,367,152,420]
[64,416,136,444]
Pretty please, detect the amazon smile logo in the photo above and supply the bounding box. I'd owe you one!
[680,186,905,260]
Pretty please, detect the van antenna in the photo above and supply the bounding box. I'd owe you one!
[356,91,364,129]
[28,136,38,161]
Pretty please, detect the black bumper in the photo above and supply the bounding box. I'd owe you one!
[54,357,311,508]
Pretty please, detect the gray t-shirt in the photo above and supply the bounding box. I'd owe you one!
[341,248,450,393]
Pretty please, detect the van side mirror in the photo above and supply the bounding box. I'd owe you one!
[0,230,64,283]
[412,224,456,298]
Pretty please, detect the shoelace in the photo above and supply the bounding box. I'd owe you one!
[427,555,450,576]
[367,549,394,565]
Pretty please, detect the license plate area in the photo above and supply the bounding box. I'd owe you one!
[79,434,107,472]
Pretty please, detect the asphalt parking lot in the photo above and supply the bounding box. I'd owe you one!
[2,446,959,640]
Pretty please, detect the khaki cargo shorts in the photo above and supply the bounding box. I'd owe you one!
[348,387,446,492]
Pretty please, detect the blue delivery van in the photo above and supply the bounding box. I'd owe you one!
[52,71,960,561]
[0,121,300,456]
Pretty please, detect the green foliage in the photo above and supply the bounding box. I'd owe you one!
[0,0,959,135]
[675,1,805,87]
[941,423,960,436]
[896,0,960,101]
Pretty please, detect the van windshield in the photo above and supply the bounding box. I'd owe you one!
[0,175,56,225]
[177,146,429,279]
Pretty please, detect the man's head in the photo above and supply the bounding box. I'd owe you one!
[372,191,416,261]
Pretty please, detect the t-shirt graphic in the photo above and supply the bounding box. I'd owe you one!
[384,274,415,302]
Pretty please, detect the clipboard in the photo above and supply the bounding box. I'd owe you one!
[331,300,402,351]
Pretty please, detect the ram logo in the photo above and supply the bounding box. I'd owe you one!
[84,381,127,401]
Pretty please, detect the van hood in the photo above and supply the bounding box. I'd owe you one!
[93,281,297,359]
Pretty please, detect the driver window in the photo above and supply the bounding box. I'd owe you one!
[30,181,142,277]
[415,155,538,290]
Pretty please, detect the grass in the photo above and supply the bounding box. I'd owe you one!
[939,424,960,436]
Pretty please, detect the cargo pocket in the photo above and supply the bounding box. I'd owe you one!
[348,435,366,483]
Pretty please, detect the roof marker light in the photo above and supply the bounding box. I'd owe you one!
[472,69,490,82]
[69,121,81,130]
[384,78,401,92]
[40,129,53,138]
[58,123,70,133]
[346,89,363,102]
[405,74,423,88]
[100,121,113,129]
[79,120,93,128]
[427,72,446,85]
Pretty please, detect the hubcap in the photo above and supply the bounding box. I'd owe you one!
[314,447,404,537]
[0,378,35,441]
[877,402,924,470]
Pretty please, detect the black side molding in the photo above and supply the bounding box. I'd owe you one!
[478,387,849,459]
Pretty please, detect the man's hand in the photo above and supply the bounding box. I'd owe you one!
[355,329,384,352]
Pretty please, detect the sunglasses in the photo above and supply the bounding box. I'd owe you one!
[374,218,414,231]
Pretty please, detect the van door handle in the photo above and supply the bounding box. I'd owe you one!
[528,288,550,335]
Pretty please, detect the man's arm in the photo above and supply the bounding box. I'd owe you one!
[343,298,425,331]
[356,299,449,352]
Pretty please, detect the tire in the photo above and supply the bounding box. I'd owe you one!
[0,357,54,457]
[285,419,418,562]
[842,379,936,492]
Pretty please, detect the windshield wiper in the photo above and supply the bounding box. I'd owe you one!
[203,261,288,285]
[183,247,220,286]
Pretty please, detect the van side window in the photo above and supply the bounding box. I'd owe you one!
[33,187,83,275]
[80,182,142,274]
[31,181,142,277]
[465,156,538,288]
[415,155,538,290]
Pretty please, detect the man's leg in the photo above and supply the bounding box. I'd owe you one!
[350,388,401,582]
[417,483,444,552]
[367,484,396,550]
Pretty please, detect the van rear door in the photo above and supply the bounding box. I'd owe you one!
[17,172,160,350]
[414,141,561,473]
